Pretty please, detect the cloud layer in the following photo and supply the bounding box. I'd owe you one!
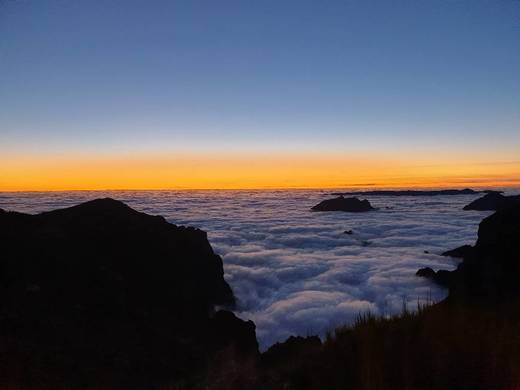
[2,189,506,350]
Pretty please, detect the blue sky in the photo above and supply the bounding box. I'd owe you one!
[1,0,520,157]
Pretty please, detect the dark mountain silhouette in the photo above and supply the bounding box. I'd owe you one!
[425,204,520,302]
[332,188,500,197]
[311,196,374,212]
[0,199,257,387]
[463,192,520,211]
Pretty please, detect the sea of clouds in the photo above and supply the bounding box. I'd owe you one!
[3,188,518,350]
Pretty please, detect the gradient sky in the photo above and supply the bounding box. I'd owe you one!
[1,0,520,190]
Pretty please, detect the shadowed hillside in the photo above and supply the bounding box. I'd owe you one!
[0,199,258,388]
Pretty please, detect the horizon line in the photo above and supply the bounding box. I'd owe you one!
[2,183,520,193]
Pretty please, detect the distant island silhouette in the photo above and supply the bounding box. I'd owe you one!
[463,192,520,211]
[332,188,502,197]
[311,196,374,212]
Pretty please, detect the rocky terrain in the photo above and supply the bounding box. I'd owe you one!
[420,203,520,302]
[0,199,258,387]
[441,244,474,258]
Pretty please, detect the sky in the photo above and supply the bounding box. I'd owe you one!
[1,0,520,190]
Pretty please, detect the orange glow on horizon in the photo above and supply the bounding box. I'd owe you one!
[1,151,520,191]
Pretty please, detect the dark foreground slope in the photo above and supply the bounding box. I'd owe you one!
[209,205,520,390]
[0,199,257,388]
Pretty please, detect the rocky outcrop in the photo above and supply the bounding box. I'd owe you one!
[451,203,520,301]
[0,198,258,387]
[261,336,322,368]
[441,244,474,258]
[418,204,520,303]
[416,267,453,287]
[332,188,499,197]
[463,192,520,211]
[416,267,436,278]
[311,196,374,212]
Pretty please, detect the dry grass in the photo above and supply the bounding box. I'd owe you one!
[249,299,520,390]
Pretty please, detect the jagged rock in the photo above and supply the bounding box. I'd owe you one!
[418,204,520,302]
[434,270,454,287]
[441,245,473,258]
[416,267,436,278]
[209,311,258,355]
[463,193,520,211]
[0,198,257,386]
[311,196,374,212]
[416,268,452,287]
[261,336,322,368]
